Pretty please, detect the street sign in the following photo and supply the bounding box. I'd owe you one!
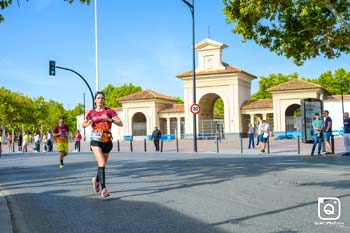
[190,103,200,114]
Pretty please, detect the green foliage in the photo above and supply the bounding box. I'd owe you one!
[0,0,90,23]
[253,68,350,99]
[251,73,298,100]
[223,0,350,65]
[0,83,143,135]
[304,68,350,95]
[214,98,224,119]
[173,96,184,104]
[0,87,74,134]
[101,83,142,108]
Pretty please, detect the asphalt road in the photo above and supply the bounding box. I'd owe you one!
[1,151,350,233]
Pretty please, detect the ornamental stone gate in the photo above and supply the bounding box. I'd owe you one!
[176,39,257,138]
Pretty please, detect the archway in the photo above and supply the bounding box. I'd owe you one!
[132,112,147,136]
[198,93,224,139]
[285,104,301,132]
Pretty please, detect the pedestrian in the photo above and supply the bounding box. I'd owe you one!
[47,130,53,152]
[82,91,123,198]
[53,117,69,168]
[248,123,255,149]
[260,120,270,154]
[152,126,162,151]
[310,113,323,156]
[256,118,264,146]
[22,132,29,152]
[323,110,333,155]
[17,132,23,152]
[42,134,48,152]
[34,133,40,152]
[74,130,82,152]
[6,132,12,152]
[342,112,350,156]
[0,129,2,158]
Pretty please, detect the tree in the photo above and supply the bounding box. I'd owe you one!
[304,68,350,95]
[0,0,90,23]
[173,96,184,104]
[66,103,84,132]
[223,0,350,65]
[0,87,68,134]
[251,73,298,100]
[101,83,142,108]
[214,98,224,119]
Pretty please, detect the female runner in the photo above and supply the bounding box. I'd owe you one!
[82,91,123,198]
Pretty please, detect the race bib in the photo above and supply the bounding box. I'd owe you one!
[90,130,103,141]
[60,132,67,140]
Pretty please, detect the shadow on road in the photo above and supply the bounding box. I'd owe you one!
[8,190,226,233]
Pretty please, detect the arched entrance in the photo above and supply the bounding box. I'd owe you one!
[198,93,224,139]
[132,112,147,136]
[285,104,301,132]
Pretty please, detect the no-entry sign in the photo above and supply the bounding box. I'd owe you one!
[190,104,200,114]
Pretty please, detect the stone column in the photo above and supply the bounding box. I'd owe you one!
[262,114,267,121]
[250,114,255,125]
[166,117,171,135]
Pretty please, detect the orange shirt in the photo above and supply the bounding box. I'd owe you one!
[53,125,69,143]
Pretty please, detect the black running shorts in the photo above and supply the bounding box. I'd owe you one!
[90,141,113,153]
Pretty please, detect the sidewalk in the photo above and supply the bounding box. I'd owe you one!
[3,136,346,155]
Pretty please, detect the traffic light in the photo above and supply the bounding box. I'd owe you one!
[49,60,56,76]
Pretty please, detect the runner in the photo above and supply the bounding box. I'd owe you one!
[82,91,123,198]
[53,117,69,168]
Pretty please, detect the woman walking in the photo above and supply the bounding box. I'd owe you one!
[248,123,255,149]
[82,91,123,198]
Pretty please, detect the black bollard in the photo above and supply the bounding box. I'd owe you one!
[240,133,243,154]
[267,138,270,154]
[216,136,219,153]
[130,140,133,152]
[144,139,147,152]
[331,135,335,154]
[297,136,300,155]
[160,140,163,152]
[176,137,179,152]
[117,139,120,152]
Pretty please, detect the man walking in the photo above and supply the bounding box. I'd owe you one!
[311,113,323,156]
[152,126,162,151]
[342,112,350,156]
[323,110,333,155]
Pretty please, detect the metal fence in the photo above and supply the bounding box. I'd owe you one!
[132,122,147,136]
[198,119,224,139]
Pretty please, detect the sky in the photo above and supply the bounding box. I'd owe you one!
[1,0,350,110]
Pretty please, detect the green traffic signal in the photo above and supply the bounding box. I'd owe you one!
[49,60,56,76]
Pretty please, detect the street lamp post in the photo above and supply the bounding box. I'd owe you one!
[340,77,345,116]
[94,0,99,92]
[83,93,86,141]
[182,0,197,152]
